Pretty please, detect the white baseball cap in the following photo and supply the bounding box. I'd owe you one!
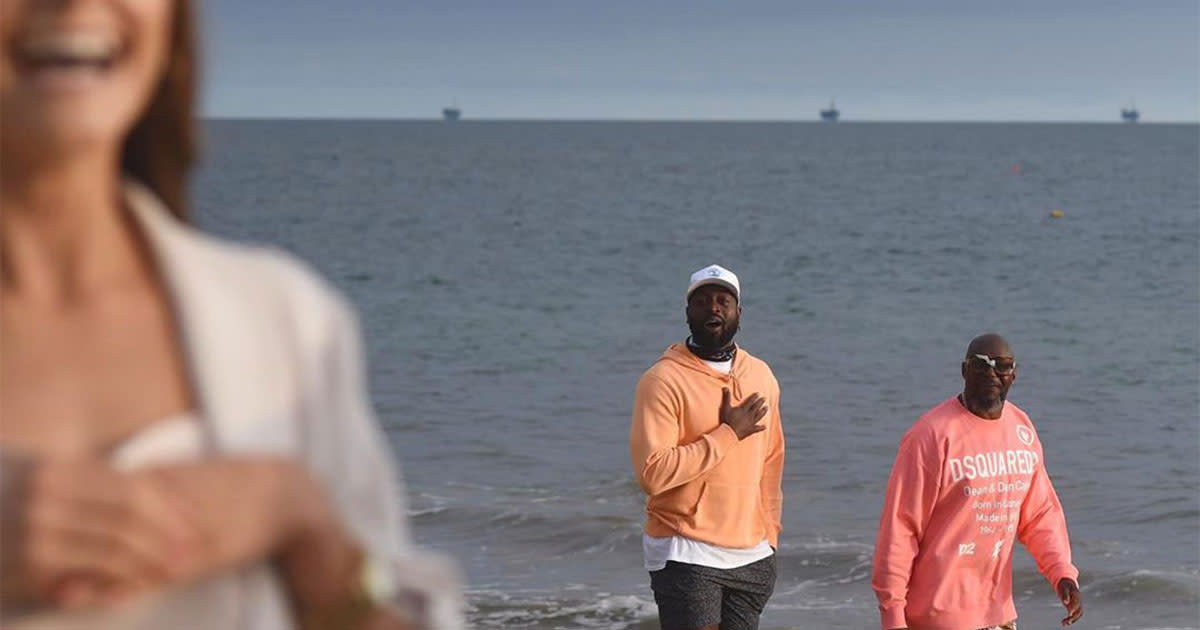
[686,264,740,303]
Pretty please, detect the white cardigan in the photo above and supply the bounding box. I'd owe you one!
[9,182,461,629]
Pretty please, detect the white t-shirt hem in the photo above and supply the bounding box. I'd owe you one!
[643,534,774,571]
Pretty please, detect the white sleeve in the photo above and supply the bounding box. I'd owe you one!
[297,285,463,629]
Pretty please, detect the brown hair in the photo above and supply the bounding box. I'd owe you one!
[120,0,198,220]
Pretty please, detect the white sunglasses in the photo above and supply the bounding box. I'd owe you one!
[968,354,1017,375]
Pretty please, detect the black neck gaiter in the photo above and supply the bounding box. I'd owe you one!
[686,336,737,363]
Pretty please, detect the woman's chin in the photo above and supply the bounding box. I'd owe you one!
[2,102,133,155]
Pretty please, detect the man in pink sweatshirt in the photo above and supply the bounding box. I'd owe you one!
[872,333,1083,630]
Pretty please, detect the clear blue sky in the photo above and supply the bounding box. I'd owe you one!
[201,1,1199,122]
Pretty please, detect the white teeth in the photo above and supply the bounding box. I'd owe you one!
[20,32,119,63]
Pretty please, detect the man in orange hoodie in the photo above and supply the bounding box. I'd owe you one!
[630,264,785,630]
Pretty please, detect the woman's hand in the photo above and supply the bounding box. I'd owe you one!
[0,457,201,609]
[146,458,332,580]
[148,459,370,617]
[1,456,342,610]
[156,459,421,629]
[3,454,391,626]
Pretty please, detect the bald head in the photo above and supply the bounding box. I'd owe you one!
[960,333,1017,418]
[965,333,1013,360]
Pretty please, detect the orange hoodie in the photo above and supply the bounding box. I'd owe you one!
[630,343,785,549]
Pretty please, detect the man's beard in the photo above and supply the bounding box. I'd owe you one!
[969,386,1007,411]
[688,318,739,350]
[976,393,1004,409]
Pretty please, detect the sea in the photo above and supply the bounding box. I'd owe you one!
[193,121,1200,629]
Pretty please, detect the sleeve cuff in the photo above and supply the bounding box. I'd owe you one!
[880,606,907,629]
[708,423,741,454]
[382,550,465,629]
[1048,564,1080,590]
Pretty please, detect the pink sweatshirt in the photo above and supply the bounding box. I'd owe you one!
[871,397,1079,630]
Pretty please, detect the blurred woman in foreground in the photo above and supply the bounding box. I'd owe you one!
[0,0,458,628]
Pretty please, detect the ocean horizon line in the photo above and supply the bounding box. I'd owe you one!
[201,116,1200,125]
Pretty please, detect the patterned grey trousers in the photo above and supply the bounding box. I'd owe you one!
[648,555,776,630]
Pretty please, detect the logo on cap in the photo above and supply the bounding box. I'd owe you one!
[687,264,741,304]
